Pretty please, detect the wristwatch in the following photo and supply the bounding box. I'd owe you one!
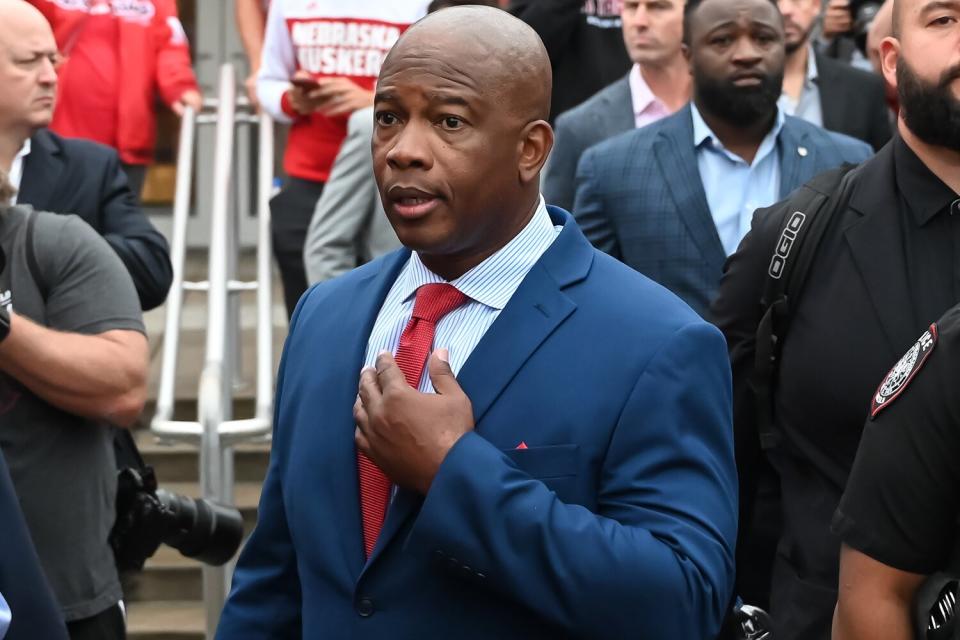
[0,306,10,344]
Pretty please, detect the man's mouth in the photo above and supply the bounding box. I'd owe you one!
[388,186,442,219]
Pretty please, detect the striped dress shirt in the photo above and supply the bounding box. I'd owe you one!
[362,197,560,392]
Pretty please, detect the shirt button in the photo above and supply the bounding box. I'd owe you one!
[357,597,374,617]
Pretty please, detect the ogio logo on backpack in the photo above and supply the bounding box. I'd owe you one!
[768,211,806,279]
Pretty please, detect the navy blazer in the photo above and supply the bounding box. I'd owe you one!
[572,105,873,318]
[216,208,738,639]
[19,129,172,311]
[0,450,68,640]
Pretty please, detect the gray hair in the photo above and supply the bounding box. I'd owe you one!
[0,168,16,205]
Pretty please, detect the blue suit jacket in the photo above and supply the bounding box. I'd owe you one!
[216,208,738,639]
[572,105,873,318]
[0,450,68,640]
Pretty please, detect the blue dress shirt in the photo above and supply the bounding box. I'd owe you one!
[691,103,785,255]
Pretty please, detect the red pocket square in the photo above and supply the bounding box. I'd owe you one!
[515,441,528,450]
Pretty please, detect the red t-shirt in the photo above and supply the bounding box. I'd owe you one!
[51,1,121,149]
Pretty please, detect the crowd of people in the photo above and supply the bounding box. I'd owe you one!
[0,0,957,639]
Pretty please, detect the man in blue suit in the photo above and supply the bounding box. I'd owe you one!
[217,6,737,639]
[573,0,873,318]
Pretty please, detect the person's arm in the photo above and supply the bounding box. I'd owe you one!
[542,110,583,212]
[153,0,202,115]
[235,0,267,108]
[96,148,173,311]
[257,1,298,124]
[404,322,738,638]
[0,316,147,427]
[508,0,586,64]
[304,109,378,284]
[833,544,925,640]
[571,144,622,258]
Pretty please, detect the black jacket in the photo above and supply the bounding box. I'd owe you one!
[816,52,892,152]
[19,129,172,311]
[509,0,631,121]
[712,140,951,640]
[0,450,69,640]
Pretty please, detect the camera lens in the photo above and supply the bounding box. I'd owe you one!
[155,489,244,566]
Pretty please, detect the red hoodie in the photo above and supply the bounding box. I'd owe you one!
[31,0,200,165]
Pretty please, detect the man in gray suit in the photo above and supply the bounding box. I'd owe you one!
[303,106,399,285]
[543,0,691,211]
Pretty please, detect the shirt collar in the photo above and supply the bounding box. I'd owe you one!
[894,134,960,226]
[806,47,819,85]
[398,196,558,310]
[629,64,666,118]
[691,102,785,162]
[15,138,31,161]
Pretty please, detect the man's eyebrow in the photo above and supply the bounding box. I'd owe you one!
[374,90,395,104]
[920,0,960,15]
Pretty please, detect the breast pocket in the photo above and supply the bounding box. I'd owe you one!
[502,444,579,479]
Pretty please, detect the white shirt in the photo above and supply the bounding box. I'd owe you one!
[363,197,560,392]
[8,139,31,205]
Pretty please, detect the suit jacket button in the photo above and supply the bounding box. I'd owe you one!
[357,597,374,617]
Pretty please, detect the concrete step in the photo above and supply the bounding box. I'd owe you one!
[133,428,271,483]
[126,601,205,640]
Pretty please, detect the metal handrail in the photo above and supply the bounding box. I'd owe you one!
[149,62,275,638]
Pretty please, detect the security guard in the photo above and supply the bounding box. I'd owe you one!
[711,0,960,635]
[832,302,960,640]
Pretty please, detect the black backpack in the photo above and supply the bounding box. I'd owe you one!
[752,163,860,451]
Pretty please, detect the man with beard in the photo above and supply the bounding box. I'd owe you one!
[572,0,871,317]
[777,0,891,150]
[711,0,960,634]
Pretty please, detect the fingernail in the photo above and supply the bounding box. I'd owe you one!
[437,348,449,362]
[378,350,391,357]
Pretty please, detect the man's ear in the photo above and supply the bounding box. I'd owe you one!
[518,120,554,185]
[879,36,900,92]
[682,42,694,75]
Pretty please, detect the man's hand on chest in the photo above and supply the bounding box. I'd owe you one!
[354,349,475,495]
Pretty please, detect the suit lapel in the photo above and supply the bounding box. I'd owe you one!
[842,145,918,351]
[17,131,62,211]
[653,107,726,272]
[777,120,813,198]
[363,209,592,568]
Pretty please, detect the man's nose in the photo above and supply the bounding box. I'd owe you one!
[37,58,58,86]
[731,37,764,65]
[633,6,650,28]
[385,122,432,170]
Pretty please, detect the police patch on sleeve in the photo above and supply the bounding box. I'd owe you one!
[870,324,938,419]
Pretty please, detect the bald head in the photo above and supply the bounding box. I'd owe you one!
[0,0,58,139]
[383,6,553,122]
[0,0,53,51]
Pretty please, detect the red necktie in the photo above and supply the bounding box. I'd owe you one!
[358,283,469,557]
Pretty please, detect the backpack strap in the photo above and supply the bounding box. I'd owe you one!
[753,164,861,450]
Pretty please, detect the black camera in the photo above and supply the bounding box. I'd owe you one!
[110,465,244,572]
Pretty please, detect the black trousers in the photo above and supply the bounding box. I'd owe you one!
[270,177,325,319]
[66,603,125,640]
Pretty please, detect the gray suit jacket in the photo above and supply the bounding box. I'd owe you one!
[543,75,634,212]
[303,107,399,285]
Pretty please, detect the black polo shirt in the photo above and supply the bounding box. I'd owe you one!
[894,136,960,328]
[833,302,960,573]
